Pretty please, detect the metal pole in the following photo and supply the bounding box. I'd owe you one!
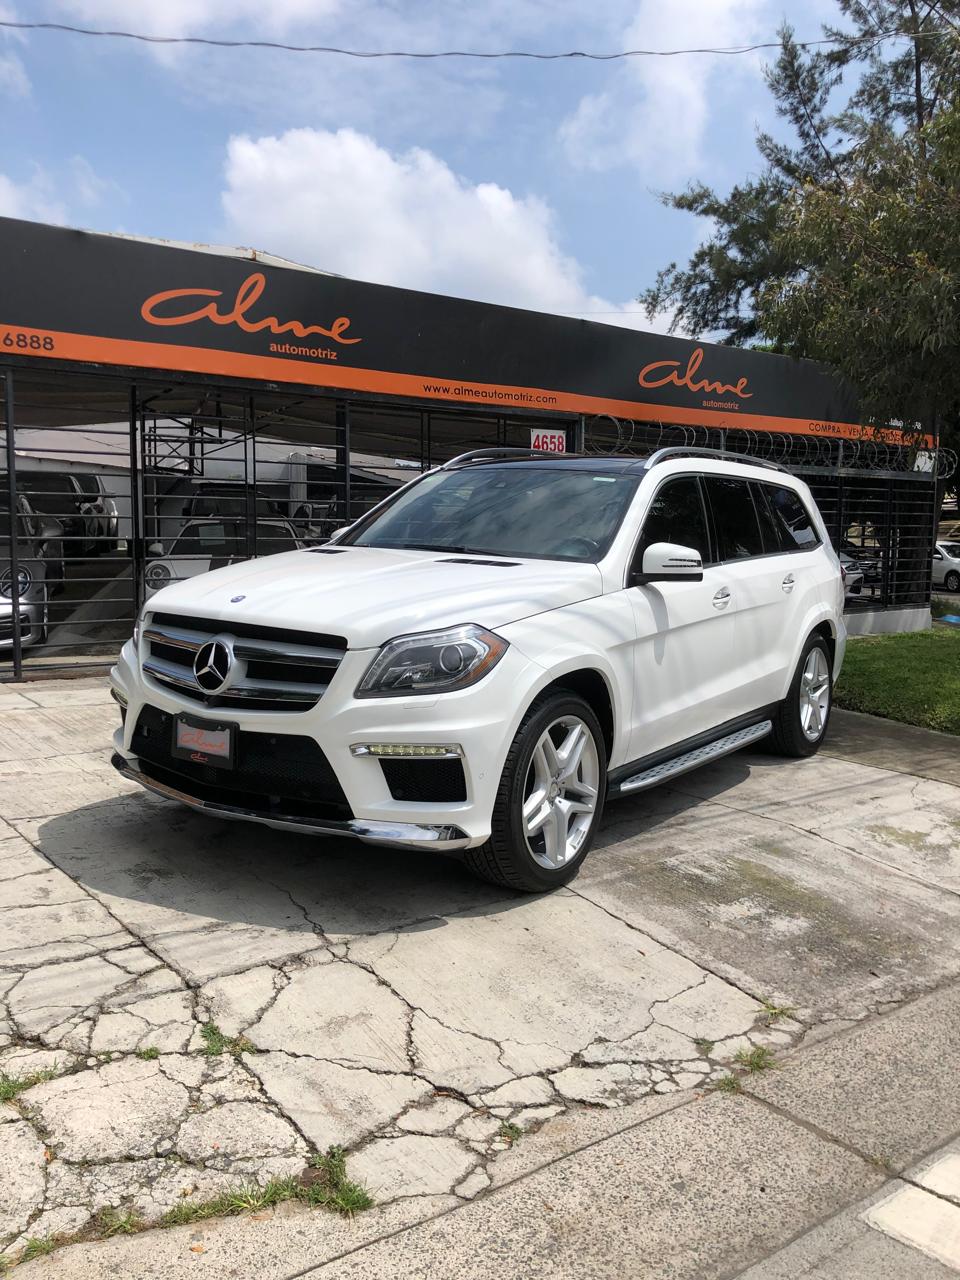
[128,385,144,614]
[335,401,351,522]
[245,395,257,559]
[3,371,21,680]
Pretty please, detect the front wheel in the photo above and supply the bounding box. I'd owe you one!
[463,692,607,893]
[945,570,960,593]
[768,635,832,758]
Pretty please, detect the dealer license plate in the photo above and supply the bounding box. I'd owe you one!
[171,714,235,770]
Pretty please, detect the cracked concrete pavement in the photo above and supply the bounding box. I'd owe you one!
[1,686,960,1276]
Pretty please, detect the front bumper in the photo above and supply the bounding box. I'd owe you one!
[110,748,472,849]
[110,635,541,850]
[0,596,45,648]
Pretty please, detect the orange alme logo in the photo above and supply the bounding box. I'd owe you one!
[141,271,362,345]
[638,347,751,400]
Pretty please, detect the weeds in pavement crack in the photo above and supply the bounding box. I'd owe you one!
[0,1068,57,1102]
[734,1045,777,1073]
[199,1023,258,1058]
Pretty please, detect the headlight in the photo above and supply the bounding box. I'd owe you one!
[356,625,508,697]
[145,563,171,589]
[0,567,32,597]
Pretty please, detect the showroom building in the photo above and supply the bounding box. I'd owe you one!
[0,216,952,677]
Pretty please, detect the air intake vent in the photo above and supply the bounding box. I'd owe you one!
[308,547,350,555]
[438,558,520,567]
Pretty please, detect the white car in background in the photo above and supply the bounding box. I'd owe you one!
[114,447,845,893]
[933,541,960,592]
[145,518,302,595]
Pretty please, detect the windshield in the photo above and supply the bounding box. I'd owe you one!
[941,542,960,558]
[345,466,637,562]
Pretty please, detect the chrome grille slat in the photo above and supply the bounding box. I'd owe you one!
[142,612,342,713]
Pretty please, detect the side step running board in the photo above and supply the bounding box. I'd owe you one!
[617,720,773,795]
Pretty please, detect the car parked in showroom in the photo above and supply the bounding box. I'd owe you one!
[111,448,845,893]
[933,540,960,592]
[144,516,302,595]
[17,470,104,558]
[0,489,65,647]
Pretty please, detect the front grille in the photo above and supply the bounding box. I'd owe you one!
[131,704,351,819]
[379,757,467,803]
[142,611,347,712]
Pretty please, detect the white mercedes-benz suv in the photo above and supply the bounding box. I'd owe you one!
[111,448,845,892]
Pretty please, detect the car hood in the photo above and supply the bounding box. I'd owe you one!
[145,546,604,648]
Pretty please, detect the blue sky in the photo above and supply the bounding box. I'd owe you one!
[3,0,836,333]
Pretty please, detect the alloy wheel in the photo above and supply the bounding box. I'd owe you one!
[522,715,600,870]
[800,647,830,741]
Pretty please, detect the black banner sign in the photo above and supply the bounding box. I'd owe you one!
[1,216,872,439]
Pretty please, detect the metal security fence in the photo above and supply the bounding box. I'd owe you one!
[0,364,576,677]
[584,416,952,615]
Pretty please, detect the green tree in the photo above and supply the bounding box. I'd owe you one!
[643,11,958,302]
[642,1,960,450]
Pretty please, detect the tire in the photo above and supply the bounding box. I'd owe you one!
[768,634,832,758]
[463,691,607,893]
[946,570,960,593]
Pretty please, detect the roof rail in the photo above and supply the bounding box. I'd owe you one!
[642,446,788,473]
[442,447,570,469]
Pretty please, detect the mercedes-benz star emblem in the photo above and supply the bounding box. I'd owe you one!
[193,640,233,693]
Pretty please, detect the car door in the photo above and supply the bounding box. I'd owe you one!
[626,474,737,760]
[702,476,814,716]
[932,544,945,587]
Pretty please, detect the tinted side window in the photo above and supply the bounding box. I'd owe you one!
[767,485,819,550]
[752,483,788,554]
[638,477,709,563]
[704,477,764,561]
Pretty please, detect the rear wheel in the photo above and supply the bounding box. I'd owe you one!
[946,570,960,593]
[768,634,832,758]
[464,692,606,893]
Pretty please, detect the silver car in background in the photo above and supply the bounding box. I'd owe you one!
[933,541,960,592]
[0,490,65,648]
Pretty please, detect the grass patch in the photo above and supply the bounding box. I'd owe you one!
[711,1074,743,1094]
[734,1045,777,1073]
[498,1121,523,1146]
[135,1046,160,1061]
[0,1068,57,1102]
[199,1023,258,1058]
[161,1148,372,1228]
[693,1037,715,1056]
[834,629,960,735]
[93,1207,145,1237]
[302,1147,374,1215]
[760,1000,796,1024]
[19,1237,58,1262]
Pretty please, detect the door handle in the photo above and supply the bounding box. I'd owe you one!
[782,573,796,594]
[712,587,731,609]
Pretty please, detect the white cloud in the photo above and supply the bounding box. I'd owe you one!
[0,0,29,96]
[0,157,121,225]
[560,0,769,177]
[53,0,337,39]
[0,169,66,223]
[221,127,666,330]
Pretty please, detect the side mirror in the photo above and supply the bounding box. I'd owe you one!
[631,541,704,586]
[147,541,164,557]
[39,519,61,542]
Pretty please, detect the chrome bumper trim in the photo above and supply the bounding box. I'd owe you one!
[110,752,472,851]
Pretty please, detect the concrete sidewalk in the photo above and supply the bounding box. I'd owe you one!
[20,980,960,1278]
[3,690,960,1278]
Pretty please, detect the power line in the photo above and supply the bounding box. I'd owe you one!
[0,19,954,59]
